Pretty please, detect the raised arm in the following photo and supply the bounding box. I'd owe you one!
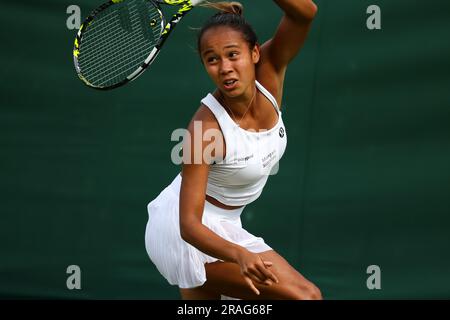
[257,0,318,104]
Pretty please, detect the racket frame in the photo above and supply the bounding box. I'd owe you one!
[73,0,194,90]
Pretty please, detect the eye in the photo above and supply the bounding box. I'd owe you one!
[229,51,239,58]
[206,56,218,64]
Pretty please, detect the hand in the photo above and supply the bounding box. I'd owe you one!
[236,249,279,296]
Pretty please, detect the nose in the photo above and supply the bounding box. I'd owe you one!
[219,59,233,75]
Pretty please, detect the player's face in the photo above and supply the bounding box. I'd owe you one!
[200,26,260,98]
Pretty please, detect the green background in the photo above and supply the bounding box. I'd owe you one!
[1,0,449,299]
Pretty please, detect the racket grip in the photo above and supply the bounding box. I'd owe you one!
[190,0,205,6]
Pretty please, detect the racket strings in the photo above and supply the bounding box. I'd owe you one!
[81,24,154,76]
[77,0,163,87]
[81,25,155,73]
[81,8,148,56]
[80,4,161,85]
[79,2,159,68]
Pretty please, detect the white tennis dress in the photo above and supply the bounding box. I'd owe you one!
[145,81,287,288]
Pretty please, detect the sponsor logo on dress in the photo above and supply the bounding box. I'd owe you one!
[262,150,277,168]
[236,154,254,163]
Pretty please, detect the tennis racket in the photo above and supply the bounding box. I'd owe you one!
[73,0,203,90]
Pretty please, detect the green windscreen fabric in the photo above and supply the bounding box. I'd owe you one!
[1,0,449,299]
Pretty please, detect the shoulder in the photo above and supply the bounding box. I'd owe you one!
[187,104,221,133]
[183,104,225,165]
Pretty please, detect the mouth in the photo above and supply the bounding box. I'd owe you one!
[223,79,238,90]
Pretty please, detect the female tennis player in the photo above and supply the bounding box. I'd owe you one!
[145,0,321,299]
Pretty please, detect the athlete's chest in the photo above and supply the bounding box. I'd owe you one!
[217,118,287,183]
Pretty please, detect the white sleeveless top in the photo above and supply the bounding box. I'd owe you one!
[201,80,287,206]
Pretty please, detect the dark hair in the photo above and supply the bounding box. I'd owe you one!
[197,2,258,54]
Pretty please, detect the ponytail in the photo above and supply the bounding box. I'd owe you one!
[197,1,257,53]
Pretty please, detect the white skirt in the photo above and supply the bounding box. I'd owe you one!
[145,173,272,289]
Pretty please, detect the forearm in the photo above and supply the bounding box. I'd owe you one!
[273,0,318,21]
[180,220,244,263]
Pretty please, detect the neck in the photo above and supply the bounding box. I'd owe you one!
[219,85,257,118]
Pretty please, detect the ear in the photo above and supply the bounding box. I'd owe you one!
[251,43,260,64]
